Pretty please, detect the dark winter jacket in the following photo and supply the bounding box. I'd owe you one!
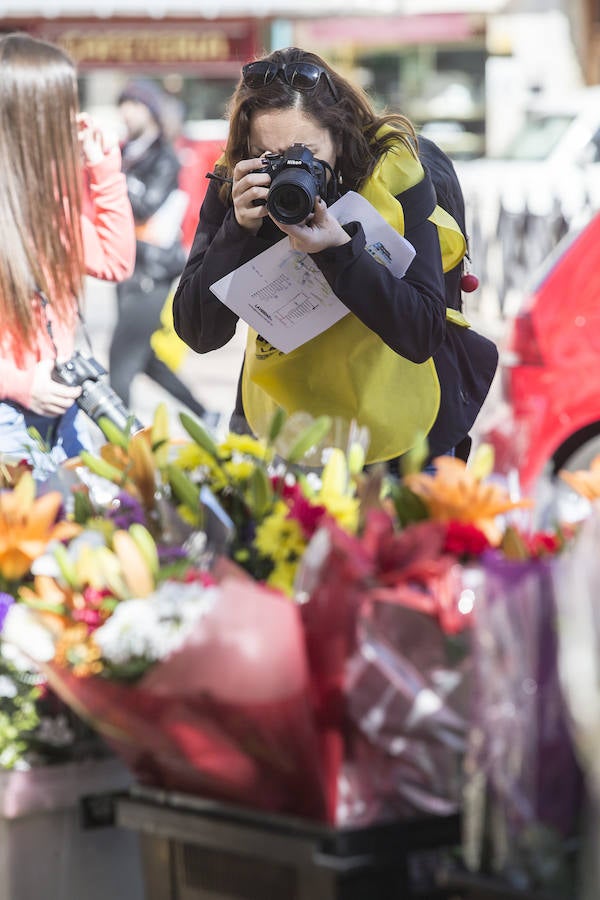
[121,134,186,287]
[173,172,497,461]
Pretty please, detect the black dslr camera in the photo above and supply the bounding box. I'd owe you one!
[259,144,329,225]
[53,351,144,434]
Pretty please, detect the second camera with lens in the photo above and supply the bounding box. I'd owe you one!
[53,351,144,434]
[257,144,330,225]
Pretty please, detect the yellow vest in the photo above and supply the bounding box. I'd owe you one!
[242,129,466,463]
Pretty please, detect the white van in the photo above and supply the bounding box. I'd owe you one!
[455,86,600,312]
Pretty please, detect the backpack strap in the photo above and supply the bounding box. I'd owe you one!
[395,167,437,231]
[394,170,471,329]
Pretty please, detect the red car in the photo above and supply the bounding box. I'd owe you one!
[483,210,600,497]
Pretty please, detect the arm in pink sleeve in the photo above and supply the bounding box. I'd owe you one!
[0,358,35,407]
[81,146,136,282]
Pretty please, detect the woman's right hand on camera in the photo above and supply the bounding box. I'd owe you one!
[29,360,82,417]
[232,158,272,233]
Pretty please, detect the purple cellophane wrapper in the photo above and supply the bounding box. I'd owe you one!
[464,551,581,871]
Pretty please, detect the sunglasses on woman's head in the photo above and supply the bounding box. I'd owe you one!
[241,60,339,101]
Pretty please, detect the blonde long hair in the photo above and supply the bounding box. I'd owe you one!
[0,33,84,347]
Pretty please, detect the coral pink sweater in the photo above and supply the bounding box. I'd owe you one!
[0,147,135,408]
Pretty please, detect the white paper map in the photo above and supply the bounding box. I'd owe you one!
[209,190,415,354]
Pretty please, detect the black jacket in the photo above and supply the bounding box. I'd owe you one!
[121,134,186,286]
[173,174,497,459]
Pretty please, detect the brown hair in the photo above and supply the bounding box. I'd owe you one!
[0,33,84,347]
[220,46,417,203]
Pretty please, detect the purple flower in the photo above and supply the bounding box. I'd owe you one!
[107,492,147,529]
[0,593,15,630]
[157,544,188,566]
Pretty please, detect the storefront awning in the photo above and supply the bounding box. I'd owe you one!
[0,0,508,17]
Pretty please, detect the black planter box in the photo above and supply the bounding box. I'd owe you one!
[114,786,463,900]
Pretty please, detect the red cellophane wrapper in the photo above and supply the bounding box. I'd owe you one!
[297,511,471,826]
[43,576,328,821]
[41,511,470,827]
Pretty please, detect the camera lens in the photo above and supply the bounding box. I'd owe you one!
[267,168,316,225]
[79,381,143,434]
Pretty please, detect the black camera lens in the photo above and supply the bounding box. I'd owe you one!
[267,169,316,225]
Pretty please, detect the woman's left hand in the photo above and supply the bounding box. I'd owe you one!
[273,197,350,253]
[77,113,116,165]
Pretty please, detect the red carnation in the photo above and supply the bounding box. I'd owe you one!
[443,520,490,559]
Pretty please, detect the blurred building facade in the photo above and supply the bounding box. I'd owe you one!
[0,0,597,157]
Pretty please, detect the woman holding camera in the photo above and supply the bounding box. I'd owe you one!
[0,33,135,476]
[173,46,496,466]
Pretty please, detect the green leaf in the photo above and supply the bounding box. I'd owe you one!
[286,415,332,464]
[78,451,126,485]
[129,523,160,576]
[18,597,65,616]
[400,431,429,476]
[247,466,273,518]
[267,406,287,444]
[25,426,50,453]
[53,543,78,588]
[97,417,129,449]
[500,525,529,561]
[167,464,200,513]
[179,412,220,460]
[388,482,429,528]
[73,490,95,525]
[348,442,366,476]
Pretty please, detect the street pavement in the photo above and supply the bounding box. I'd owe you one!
[83,275,510,446]
[83,277,247,441]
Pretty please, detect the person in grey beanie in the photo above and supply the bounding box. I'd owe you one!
[108,78,219,428]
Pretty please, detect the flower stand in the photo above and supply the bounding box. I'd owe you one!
[0,757,145,900]
[115,785,462,900]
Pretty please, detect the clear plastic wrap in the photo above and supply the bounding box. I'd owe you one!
[463,550,581,891]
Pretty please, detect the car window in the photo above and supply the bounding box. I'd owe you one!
[529,220,586,291]
[583,127,600,164]
[493,113,574,162]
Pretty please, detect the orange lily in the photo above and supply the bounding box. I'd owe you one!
[404,456,532,545]
[99,428,158,508]
[79,404,172,510]
[559,454,600,500]
[0,473,80,582]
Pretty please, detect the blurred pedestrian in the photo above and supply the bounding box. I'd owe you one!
[109,78,219,428]
[0,32,135,476]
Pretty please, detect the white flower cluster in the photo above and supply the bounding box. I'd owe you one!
[93,580,219,667]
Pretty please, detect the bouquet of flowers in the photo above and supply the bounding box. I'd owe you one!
[0,465,117,769]
[0,408,581,840]
[0,407,365,818]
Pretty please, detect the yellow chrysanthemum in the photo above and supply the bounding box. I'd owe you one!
[219,434,273,461]
[0,473,80,582]
[559,454,600,500]
[254,504,306,564]
[404,456,532,545]
[174,443,227,493]
[223,460,255,482]
[175,443,216,471]
[265,561,298,596]
[318,493,360,534]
